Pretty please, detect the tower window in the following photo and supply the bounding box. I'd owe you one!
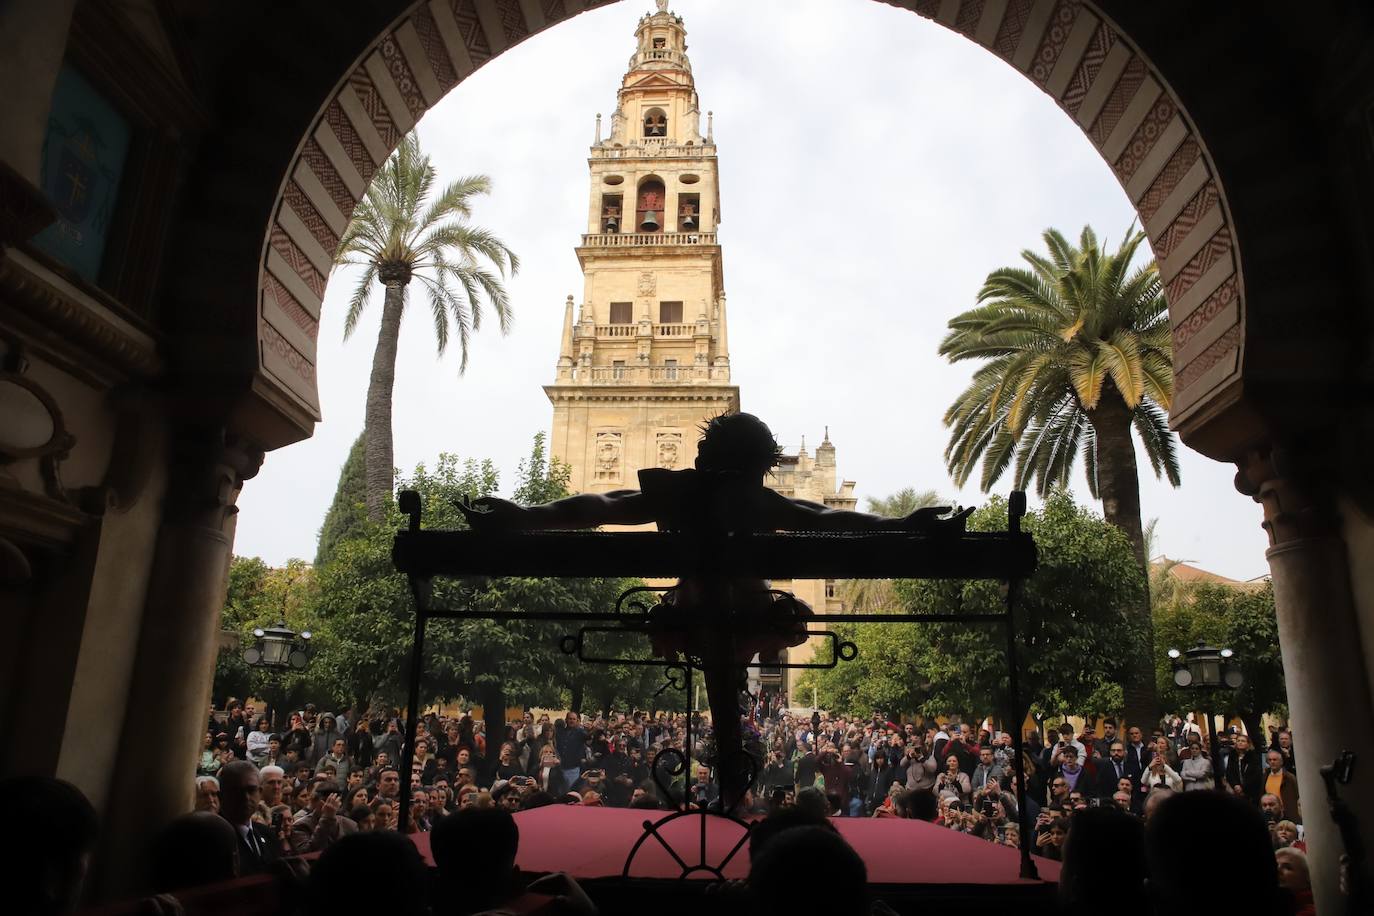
[659,301,682,324]
[601,194,623,233]
[677,193,700,231]
[643,108,667,138]
[663,359,678,380]
[636,180,665,232]
[609,302,633,324]
[653,37,666,49]
[612,359,626,379]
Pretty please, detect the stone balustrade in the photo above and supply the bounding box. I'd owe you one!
[580,231,716,248]
[574,364,714,383]
[590,140,713,160]
[585,323,699,339]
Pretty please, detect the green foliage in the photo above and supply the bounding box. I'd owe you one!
[838,488,945,615]
[316,433,367,566]
[212,557,321,721]
[940,226,1179,498]
[1153,580,1286,721]
[864,488,944,517]
[225,433,664,715]
[800,491,1139,720]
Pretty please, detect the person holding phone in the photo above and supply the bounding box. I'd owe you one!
[290,780,358,853]
[1141,752,1183,797]
[936,754,971,803]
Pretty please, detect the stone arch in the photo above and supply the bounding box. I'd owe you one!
[253,0,1243,455]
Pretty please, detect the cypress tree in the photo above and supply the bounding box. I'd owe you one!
[316,432,369,566]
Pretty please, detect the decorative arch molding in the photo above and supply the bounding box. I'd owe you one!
[256,0,1241,449]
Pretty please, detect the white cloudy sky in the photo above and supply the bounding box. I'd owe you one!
[235,0,1271,580]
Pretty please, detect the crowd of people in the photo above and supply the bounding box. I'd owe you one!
[4,691,1349,915]
[188,699,1319,906]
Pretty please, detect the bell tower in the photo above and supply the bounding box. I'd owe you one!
[546,1,737,493]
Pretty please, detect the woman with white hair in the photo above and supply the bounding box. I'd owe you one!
[1275,847,1314,916]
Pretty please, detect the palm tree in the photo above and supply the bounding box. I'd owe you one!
[865,487,944,519]
[939,226,1179,725]
[336,133,520,520]
[1144,518,1193,610]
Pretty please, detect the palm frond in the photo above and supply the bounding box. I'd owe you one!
[343,261,379,340]
[1132,400,1182,487]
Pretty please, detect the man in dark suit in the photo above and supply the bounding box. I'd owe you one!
[1096,741,1131,799]
[219,760,281,875]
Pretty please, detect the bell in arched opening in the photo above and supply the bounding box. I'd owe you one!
[643,108,667,138]
[636,180,665,233]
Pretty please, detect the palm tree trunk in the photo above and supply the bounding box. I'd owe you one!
[1088,390,1160,729]
[364,279,406,521]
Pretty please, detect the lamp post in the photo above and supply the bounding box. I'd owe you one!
[1168,643,1243,788]
[243,621,311,727]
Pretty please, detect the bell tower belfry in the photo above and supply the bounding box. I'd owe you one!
[545,1,737,492]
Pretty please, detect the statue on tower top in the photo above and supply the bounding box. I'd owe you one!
[656,0,668,12]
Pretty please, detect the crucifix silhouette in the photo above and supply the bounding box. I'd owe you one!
[457,413,970,808]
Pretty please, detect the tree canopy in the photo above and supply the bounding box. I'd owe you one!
[1153,579,1285,737]
[800,491,1141,721]
[217,434,663,719]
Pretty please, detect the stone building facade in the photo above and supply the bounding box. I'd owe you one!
[543,4,854,695]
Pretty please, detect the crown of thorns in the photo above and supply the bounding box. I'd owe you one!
[696,412,783,474]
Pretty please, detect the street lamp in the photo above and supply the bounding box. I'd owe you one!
[243,621,311,670]
[1168,644,1243,690]
[1169,643,1243,785]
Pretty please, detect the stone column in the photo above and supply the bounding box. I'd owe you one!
[0,0,75,240]
[93,428,263,897]
[1237,446,1374,915]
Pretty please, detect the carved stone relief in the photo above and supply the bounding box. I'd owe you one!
[638,272,656,296]
[656,430,683,469]
[595,430,623,481]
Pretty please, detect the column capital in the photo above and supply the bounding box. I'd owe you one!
[1234,443,1341,547]
[163,427,265,529]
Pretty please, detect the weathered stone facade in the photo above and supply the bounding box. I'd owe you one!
[543,6,855,695]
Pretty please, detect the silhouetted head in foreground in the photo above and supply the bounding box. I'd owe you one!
[696,412,782,478]
[150,812,239,892]
[430,807,521,914]
[1145,791,1285,914]
[309,832,429,916]
[793,785,830,821]
[750,825,867,916]
[1060,806,1147,914]
[2,776,98,915]
[748,805,835,862]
